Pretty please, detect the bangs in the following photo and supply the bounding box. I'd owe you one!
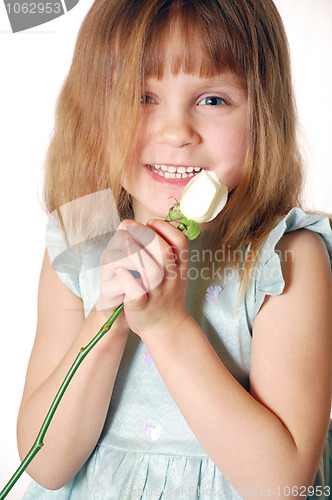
[141,0,248,83]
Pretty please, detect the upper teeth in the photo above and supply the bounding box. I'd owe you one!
[149,164,202,175]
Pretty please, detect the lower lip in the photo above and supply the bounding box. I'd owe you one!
[144,165,201,186]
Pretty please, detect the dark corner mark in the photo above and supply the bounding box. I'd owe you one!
[3,0,80,33]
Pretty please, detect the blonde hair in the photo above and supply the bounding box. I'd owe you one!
[44,0,307,281]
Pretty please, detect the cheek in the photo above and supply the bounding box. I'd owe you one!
[230,131,248,171]
[135,115,151,152]
[214,132,247,162]
[224,164,244,191]
[135,132,146,154]
[211,125,248,190]
[121,135,146,191]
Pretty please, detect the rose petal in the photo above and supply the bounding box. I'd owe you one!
[180,170,228,223]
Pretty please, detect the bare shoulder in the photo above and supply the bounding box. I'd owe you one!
[253,228,332,356]
[37,248,84,335]
[274,228,331,296]
[251,229,332,476]
[276,228,330,269]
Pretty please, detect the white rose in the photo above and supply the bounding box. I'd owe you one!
[179,170,228,223]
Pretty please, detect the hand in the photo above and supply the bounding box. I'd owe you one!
[96,220,148,335]
[102,219,189,337]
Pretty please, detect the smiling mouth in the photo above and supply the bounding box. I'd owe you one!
[148,164,204,179]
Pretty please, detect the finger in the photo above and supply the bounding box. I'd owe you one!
[101,242,163,297]
[123,223,185,287]
[115,267,148,309]
[109,235,164,292]
[101,220,148,267]
[101,233,144,267]
[146,219,188,269]
[97,279,125,311]
[100,248,127,273]
[100,239,158,277]
[117,254,162,296]
[102,225,163,274]
[120,224,164,272]
[100,247,139,280]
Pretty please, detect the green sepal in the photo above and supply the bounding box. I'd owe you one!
[170,210,184,221]
[180,217,190,227]
[185,220,201,240]
[166,206,183,222]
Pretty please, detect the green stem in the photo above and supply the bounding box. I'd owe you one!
[0,303,124,500]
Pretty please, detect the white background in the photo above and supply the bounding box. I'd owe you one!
[0,0,331,498]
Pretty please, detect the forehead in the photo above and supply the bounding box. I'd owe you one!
[140,6,246,83]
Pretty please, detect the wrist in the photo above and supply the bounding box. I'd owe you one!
[139,309,192,344]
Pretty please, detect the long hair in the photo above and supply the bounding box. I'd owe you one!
[43,0,307,280]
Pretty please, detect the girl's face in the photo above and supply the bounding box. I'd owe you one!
[122,70,248,223]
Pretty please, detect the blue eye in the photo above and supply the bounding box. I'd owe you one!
[140,94,157,105]
[198,96,228,106]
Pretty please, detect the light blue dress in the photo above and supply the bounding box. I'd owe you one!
[23,208,332,500]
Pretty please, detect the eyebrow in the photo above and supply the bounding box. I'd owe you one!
[200,74,244,88]
[199,76,247,96]
[142,73,247,100]
[144,75,244,87]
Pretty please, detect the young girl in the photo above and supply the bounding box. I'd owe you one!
[18,0,332,498]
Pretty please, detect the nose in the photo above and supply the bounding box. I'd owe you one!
[155,109,200,148]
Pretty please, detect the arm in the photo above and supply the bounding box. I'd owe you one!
[120,223,332,498]
[17,250,128,490]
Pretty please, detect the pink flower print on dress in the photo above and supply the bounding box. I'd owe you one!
[205,285,223,303]
[144,349,155,367]
[144,423,162,441]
